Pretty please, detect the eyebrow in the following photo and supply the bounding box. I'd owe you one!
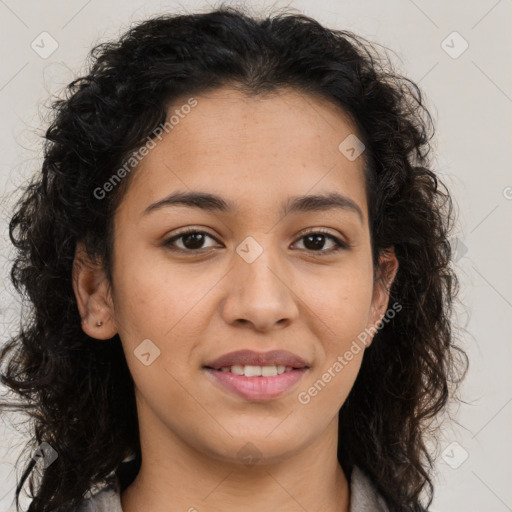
[142,190,364,223]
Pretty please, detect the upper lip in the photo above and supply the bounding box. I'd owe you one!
[204,349,310,370]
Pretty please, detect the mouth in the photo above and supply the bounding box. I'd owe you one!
[203,350,310,401]
[204,349,309,370]
[203,367,308,401]
[205,363,305,374]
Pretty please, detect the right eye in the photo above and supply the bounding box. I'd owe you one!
[162,228,220,253]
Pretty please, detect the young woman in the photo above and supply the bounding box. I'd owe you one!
[0,6,467,512]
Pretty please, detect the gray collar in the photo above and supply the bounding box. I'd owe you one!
[349,466,390,511]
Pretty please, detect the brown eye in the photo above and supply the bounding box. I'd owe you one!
[293,230,348,254]
[163,229,219,252]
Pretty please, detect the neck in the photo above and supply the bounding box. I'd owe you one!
[121,410,350,512]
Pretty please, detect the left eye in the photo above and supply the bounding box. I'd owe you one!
[162,229,347,254]
[293,231,347,253]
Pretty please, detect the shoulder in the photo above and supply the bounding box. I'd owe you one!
[75,478,123,512]
[349,466,390,512]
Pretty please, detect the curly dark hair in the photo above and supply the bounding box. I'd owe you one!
[0,5,468,512]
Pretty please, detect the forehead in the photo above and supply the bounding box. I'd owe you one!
[118,86,368,223]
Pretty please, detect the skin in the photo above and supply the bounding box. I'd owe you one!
[73,86,398,512]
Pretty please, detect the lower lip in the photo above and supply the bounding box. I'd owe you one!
[204,368,308,400]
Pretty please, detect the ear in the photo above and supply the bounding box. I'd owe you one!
[72,241,117,340]
[366,247,399,346]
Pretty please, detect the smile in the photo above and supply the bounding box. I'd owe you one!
[203,366,308,400]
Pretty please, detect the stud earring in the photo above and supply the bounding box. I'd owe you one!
[96,320,103,326]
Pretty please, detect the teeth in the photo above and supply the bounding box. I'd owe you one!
[244,365,262,377]
[231,365,244,375]
[261,365,277,377]
[218,365,294,376]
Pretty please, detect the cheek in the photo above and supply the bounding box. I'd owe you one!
[310,271,373,408]
[300,265,374,342]
[111,245,208,339]
[295,260,373,407]
[111,252,219,397]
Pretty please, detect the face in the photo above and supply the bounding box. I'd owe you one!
[74,86,397,465]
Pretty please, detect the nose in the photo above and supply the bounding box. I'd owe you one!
[220,248,300,333]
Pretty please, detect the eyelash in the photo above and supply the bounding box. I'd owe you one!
[162,227,349,255]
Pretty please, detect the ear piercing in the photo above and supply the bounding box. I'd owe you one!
[96,320,103,326]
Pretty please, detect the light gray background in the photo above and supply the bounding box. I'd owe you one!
[1,1,511,511]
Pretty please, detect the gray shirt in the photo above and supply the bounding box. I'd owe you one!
[76,466,389,511]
